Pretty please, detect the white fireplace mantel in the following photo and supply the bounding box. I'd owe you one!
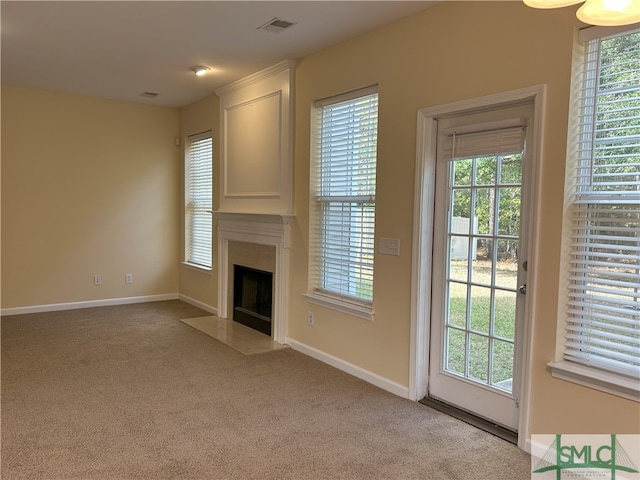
[214,211,294,344]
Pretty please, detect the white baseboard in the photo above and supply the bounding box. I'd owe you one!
[525,437,534,454]
[286,338,410,399]
[178,294,217,315]
[1,293,180,316]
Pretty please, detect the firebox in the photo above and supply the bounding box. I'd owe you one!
[233,265,273,336]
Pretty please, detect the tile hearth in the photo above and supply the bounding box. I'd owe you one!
[180,315,289,356]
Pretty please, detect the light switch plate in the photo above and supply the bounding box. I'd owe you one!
[379,237,400,256]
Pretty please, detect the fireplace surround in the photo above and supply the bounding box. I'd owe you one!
[214,212,293,344]
[213,61,295,345]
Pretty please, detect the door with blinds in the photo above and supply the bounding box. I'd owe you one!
[428,102,533,431]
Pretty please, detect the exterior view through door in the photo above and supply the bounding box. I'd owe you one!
[429,102,534,432]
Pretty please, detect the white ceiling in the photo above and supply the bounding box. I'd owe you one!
[1,1,436,108]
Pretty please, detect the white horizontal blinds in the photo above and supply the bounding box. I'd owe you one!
[566,27,640,377]
[440,119,527,161]
[186,132,213,268]
[574,28,640,196]
[315,87,378,301]
[567,206,640,375]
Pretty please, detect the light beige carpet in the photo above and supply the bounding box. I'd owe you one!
[180,315,288,355]
[1,300,532,479]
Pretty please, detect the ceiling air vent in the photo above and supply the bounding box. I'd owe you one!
[138,91,159,98]
[257,17,296,34]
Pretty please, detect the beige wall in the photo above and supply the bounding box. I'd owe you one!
[178,94,219,311]
[1,86,180,307]
[287,1,640,436]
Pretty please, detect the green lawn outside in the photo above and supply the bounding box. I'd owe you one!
[445,260,518,390]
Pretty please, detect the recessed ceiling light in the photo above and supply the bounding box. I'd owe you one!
[191,65,211,76]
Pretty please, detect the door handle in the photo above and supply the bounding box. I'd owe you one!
[518,284,527,295]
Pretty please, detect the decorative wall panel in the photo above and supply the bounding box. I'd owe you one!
[216,60,295,214]
[225,93,281,197]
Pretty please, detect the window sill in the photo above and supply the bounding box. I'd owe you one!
[181,262,213,275]
[303,292,374,321]
[548,360,639,402]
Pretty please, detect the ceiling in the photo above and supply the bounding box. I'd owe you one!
[1,1,436,108]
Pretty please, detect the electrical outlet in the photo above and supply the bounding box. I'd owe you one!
[94,274,101,286]
[125,273,133,284]
[307,311,314,326]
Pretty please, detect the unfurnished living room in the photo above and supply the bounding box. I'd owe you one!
[1,2,639,479]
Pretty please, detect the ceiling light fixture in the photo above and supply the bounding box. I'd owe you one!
[191,65,211,77]
[523,0,640,25]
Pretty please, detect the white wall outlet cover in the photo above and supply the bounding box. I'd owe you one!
[379,237,400,256]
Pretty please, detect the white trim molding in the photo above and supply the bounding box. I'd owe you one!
[409,107,438,402]
[303,292,374,321]
[214,211,294,344]
[215,60,296,98]
[286,338,410,398]
[1,293,180,316]
[549,361,640,402]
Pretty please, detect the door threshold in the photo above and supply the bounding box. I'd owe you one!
[419,396,517,445]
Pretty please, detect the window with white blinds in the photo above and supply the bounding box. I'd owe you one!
[185,131,213,269]
[312,86,378,305]
[564,27,640,381]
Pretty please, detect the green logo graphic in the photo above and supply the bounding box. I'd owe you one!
[533,434,639,479]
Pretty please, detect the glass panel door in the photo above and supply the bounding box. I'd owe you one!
[428,102,533,431]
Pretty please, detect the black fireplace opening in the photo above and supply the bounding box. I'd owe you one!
[233,265,273,336]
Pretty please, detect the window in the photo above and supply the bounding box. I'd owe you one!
[551,27,639,400]
[185,131,213,269]
[308,86,378,317]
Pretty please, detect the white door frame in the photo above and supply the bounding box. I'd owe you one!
[409,85,546,451]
